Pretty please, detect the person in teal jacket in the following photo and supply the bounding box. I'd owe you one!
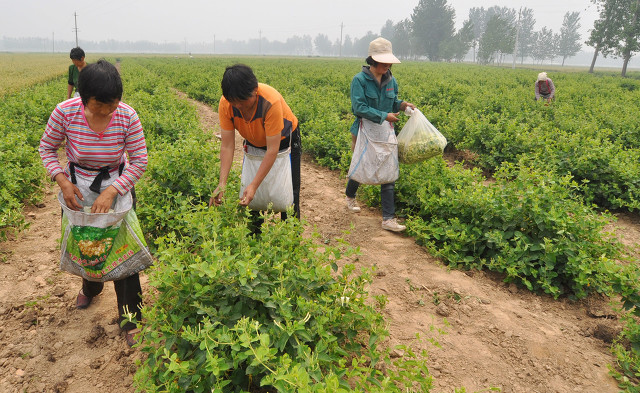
[345,37,415,232]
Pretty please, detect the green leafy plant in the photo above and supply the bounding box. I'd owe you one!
[134,206,431,392]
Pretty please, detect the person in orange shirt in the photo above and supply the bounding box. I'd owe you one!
[210,64,301,222]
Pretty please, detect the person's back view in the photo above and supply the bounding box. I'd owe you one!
[67,47,86,99]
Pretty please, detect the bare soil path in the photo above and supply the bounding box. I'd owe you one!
[1,94,638,393]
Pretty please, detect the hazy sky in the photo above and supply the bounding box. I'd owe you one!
[1,0,598,44]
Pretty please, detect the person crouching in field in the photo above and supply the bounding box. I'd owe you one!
[67,47,86,99]
[39,60,148,347]
[535,72,555,103]
[209,64,302,227]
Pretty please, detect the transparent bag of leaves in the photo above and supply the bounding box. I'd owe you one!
[397,108,447,164]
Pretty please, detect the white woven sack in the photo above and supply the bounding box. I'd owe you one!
[348,119,399,185]
[59,171,132,228]
[240,145,294,212]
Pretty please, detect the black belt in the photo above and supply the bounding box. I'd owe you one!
[244,126,298,152]
[69,162,125,193]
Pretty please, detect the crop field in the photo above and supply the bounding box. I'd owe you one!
[1,54,640,391]
[0,53,70,96]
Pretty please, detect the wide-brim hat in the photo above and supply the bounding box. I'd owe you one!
[368,37,401,64]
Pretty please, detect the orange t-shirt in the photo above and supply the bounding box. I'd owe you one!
[218,83,298,147]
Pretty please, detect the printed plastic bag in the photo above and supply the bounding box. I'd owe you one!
[59,191,153,282]
[348,119,399,185]
[240,145,294,212]
[397,108,447,164]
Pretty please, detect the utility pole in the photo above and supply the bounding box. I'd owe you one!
[73,12,79,47]
[339,22,344,57]
[512,7,522,69]
[259,30,262,55]
[213,34,216,54]
[52,32,55,53]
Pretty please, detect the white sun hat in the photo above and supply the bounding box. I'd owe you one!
[537,72,548,81]
[368,37,401,64]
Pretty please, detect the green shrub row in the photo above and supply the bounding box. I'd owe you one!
[120,59,432,392]
[124,57,640,390]
[0,80,64,239]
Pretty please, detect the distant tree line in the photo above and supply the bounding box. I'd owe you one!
[3,0,639,76]
[587,0,640,76]
[376,1,583,67]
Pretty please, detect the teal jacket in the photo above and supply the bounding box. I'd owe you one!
[349,66,404,136]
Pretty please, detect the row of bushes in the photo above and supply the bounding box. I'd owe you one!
[126,56,640,389]
[120,60,433,392]
[0,80,64,239]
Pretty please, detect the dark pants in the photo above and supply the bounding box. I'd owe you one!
[65,187,142,332]
[83,273,142,331]
[248,129,302,234]
[345,179,396,220]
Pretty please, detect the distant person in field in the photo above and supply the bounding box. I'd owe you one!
[535,72,555,103]
[67,47,86,99]
[40,59,148,347]
[210,64,301,224]
[345,37,415,233]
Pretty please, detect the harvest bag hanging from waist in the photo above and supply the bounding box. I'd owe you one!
[240,140,294,212]
[59,163,153,282]
[348,118,399,185]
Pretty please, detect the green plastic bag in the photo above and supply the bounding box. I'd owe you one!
[59,192,153,282]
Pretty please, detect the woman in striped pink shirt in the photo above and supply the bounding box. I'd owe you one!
[39,59,148,347]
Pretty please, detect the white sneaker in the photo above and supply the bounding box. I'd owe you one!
[382,218,406,232]
[345,196,361,212]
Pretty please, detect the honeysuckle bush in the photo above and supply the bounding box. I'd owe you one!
[118,60,222,243]
[127,57,640,211]
[121,62,204,146]
[121,56,640,390]
[0,78,65,239]
[611,314,640,391]
[134,205,431,392]
[396,159,630,299]
[135,135,221,243]
[519,131,640,211]
[119,59,432,392]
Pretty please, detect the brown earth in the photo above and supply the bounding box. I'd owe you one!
[1,93,638,393]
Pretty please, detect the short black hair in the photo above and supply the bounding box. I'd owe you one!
[365,56,392,70]
[221,64,258,101]
[365,56,379,67]
[70,47,85,60]
[77,59,122,105]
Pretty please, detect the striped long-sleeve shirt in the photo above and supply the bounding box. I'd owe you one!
[39,98,148,195]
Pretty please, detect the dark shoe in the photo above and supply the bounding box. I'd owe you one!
[125,329,140,347]
[75,291,92,309]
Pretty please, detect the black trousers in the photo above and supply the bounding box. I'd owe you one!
[83,273,142,331]
[284,129,301,220]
